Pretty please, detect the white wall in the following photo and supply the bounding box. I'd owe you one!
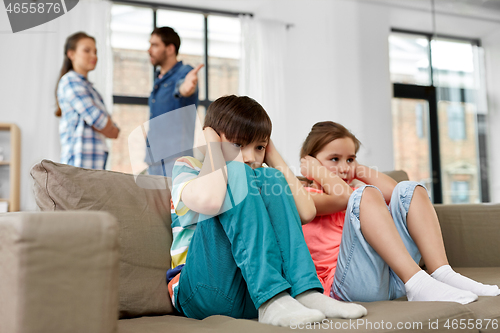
[0,21,62,212]
[483,30,500,203]
[0,0,111,211]
[273,0,393,172]
[1,0,500,210]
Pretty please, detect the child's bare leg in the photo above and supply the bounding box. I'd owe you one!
[407,186,500,296]
[359,187,420,283]
[359,186,477,304]
[406,186,448,273]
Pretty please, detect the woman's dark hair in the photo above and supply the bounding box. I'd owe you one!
[152,27,181,55]
[204,95,272,146]
[55,32,95,117]
[300,121,361,159]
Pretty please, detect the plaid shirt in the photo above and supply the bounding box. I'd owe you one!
[57,71,110,169]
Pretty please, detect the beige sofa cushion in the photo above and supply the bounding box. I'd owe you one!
[118,300,477,333]
[30,160,173,318]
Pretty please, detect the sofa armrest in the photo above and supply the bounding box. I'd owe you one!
[434,203,500,268]
[0,211,119,333]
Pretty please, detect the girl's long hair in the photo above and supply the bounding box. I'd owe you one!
[300,121,361,159]
[55,32,95,117]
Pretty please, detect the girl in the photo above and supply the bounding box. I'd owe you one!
[56,32,120,169]
[167,96,367,327]
[300,121,500,304]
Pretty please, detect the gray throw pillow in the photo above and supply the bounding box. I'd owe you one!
[30,160,173,318]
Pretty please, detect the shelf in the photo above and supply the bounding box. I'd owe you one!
[0,123,20,212]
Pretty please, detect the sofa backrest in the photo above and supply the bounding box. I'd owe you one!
[434,203,500,267]
[30,160,174,318]
[383,170,410,183]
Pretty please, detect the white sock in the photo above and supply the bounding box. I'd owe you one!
[295,290,367,319]
[405,270,478,304]
[431,265,500,296]
[258,292,325,327]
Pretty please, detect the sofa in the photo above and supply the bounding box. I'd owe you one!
[0,159,499,333]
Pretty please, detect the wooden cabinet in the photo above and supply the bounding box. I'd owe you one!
[0,123,20,212]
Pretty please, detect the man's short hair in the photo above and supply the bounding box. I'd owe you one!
[152,27,181,55]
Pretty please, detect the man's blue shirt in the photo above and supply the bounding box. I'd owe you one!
[149,61,198,120]
[147,61,199,176]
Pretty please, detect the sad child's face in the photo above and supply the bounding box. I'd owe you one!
[220,134,267,169]
[315,137,357,184]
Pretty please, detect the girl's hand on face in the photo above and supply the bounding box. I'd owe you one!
[300,155,322,180]
[352,161,360,181]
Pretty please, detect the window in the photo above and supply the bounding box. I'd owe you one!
[451,181,470,204]
[111,4,153,98]
[108,2,243,174]
[390,30,488,204]
[389,33,431,86]
[392,98,433,194]
[415,103,425,139]
[447,104,466,141]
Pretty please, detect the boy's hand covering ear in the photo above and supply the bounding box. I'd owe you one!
[203,127,221,143]
[264,139,278,167]
[202,127,222,172]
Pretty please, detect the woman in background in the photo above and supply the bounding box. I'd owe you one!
[56,32,119,169]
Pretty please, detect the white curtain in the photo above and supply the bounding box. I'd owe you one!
[239,15,288,155]
[0,0,112,210]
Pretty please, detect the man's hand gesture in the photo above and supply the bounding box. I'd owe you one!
[179,64,204,97]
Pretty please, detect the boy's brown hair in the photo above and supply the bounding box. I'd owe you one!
[204,95,272,146]
[300,121,361,159]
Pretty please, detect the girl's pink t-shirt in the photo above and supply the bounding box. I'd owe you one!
[302,187,346,296]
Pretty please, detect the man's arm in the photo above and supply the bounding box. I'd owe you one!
[178,64,204,97]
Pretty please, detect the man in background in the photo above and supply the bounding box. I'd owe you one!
[147,26,203,176]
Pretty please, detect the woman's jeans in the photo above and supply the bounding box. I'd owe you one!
[175,162,322,319]
[332,181,424,302]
